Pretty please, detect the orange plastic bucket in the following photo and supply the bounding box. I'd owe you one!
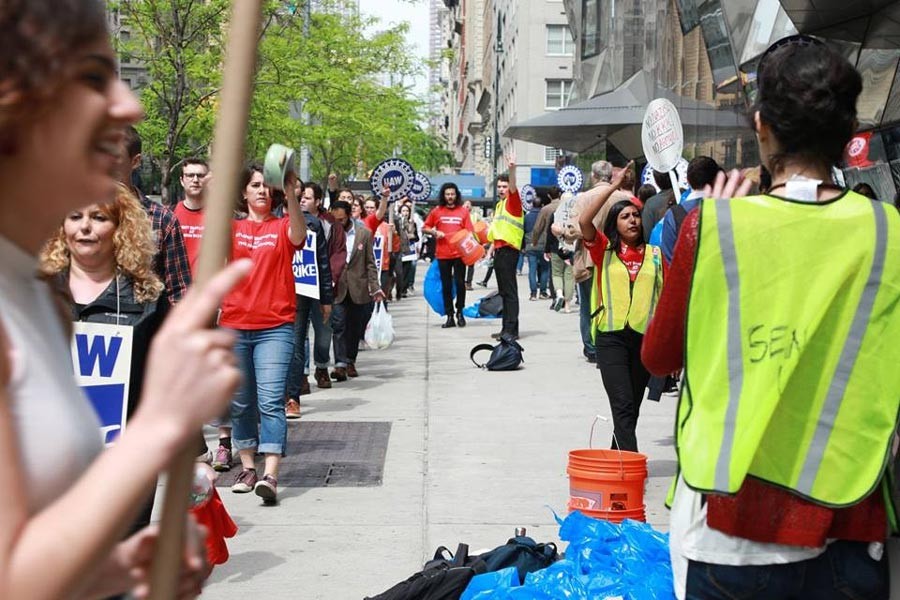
[566,448,647,519]
[473,220,489,244]
[567,504,646,524]
[450,229,485,265]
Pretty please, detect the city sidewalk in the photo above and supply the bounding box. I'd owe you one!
[193,267,678,599]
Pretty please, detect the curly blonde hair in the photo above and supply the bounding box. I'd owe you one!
[40,184,164,303]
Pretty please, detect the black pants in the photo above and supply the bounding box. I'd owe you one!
[332,298,370,367]
[465,264,474,285]
[494,245,520,336]
[595,328,650,452]
[438,257,466,315]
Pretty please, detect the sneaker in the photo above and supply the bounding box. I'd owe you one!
[539,292,551,300]
[286,398,301,420]
[331,366,348,381]
[476,281,487,287]
[314,367,332,389]
[231,468,258,493]
[529,293,537,301]
[465,283,473,290]
[254,475,278,504]
[212,445,233,472]
[552,297,565,312]
[347,363,359,378]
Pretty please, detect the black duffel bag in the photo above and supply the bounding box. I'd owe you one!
[470,335,524,371]
[477,536,558,584]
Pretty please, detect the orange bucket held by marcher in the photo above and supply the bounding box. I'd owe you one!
[450,229,485,266]
[473,220,489,244]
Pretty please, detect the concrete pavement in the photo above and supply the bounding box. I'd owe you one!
[187,266,678,599]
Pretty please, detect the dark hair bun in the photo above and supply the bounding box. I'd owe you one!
[756,43,862,167]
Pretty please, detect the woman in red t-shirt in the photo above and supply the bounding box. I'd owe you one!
[422,183,474,328]
[220,163,306,505]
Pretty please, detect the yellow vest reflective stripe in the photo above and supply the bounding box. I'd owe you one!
[589,243,663,334]
[487,199,525,249]
[679,192,900,508]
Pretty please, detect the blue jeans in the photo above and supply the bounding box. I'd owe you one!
[229,324,293,455]
[285,296,332,398]
[578,278,596,358]
[526,250,550,295]
[686,540,889,599]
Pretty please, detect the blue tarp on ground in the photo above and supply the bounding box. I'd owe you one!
[462,511,674,600]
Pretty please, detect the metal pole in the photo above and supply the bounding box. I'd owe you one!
[299,0,312,181]
[491,11,502,205]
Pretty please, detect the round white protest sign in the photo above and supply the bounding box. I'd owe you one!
[557,165,584,194]
[408,172,432,202]
[369,158,415,201]
[520,184,537,208]
[641,98,684,173]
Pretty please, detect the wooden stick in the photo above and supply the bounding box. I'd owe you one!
[147,2,263,597]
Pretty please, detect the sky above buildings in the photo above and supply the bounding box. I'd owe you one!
[359,0,431,99]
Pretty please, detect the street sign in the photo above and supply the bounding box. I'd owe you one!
[369,157,415,201]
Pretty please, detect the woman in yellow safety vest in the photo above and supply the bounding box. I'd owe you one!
[642,35,900,599]
[578,162,662,453]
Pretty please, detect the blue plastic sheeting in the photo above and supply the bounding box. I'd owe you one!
[462,297,501,319]
[461,511,674,600]
[423,261,456,316]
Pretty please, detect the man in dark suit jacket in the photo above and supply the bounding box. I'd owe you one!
[329,200,383,380]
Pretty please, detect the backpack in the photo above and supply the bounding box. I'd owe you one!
[366,537,559,600]
[477,536,558,584]
[477,291,503,317]
[365,544,486,600]
[470,336,524,371]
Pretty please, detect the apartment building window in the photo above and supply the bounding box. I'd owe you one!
[545,79,572,110]
[546,24,574,56]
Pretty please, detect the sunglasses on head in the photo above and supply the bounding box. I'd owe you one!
[755,34,825,96]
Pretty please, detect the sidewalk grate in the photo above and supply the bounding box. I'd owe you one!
[216,421,391,488]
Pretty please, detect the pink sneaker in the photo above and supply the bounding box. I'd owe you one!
[212,444,233,472]
[254,475,278,504]
[231,468,258,493]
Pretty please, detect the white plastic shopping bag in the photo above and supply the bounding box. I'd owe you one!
[364,301,395,350]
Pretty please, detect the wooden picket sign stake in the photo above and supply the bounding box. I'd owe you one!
[148,1,263,597]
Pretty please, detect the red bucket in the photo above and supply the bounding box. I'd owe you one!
[450,230,485,266]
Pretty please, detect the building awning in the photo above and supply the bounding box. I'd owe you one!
[778,0,900,49]
[503,70,748,157]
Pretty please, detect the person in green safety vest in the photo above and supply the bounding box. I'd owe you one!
[642,35,900,600]
[487,154,525,341]
[578,161,663,454]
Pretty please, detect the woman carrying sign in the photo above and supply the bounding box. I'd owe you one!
[0,2,250,596]
[223,164,306,504]
[578,163,663,453]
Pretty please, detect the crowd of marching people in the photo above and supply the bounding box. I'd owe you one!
[2,2,900,598]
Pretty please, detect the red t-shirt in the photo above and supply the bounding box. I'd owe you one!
[220,217,300,330]
[173,201,205,275]
[423,205,474,260]
[364,213,381,235]
[585,232,645,281]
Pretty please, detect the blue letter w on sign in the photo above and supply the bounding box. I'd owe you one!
[75,333,122,377]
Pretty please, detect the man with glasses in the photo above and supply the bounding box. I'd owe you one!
[173,157,210,273]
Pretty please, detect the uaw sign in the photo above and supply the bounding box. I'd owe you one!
[557,165,584,194]
[409,172,432,202]
[641,98,684,174]
[520,184,537,209]
[71,322,133,446]
[292,230,320,300]
[370,158,415,202]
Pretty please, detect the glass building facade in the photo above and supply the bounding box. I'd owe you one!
[511,0,900,199]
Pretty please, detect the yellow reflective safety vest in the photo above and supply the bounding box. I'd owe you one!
[589,243,663,335]
[487,197,525,250]
[678,191,900,512]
